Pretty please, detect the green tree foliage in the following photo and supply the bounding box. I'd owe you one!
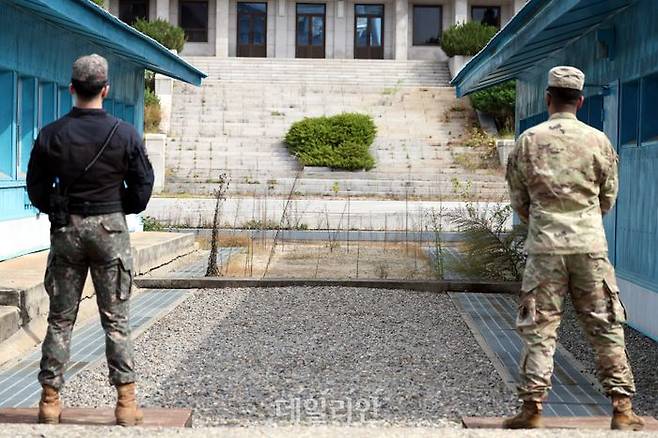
[441,21,498,57]
[470,81,516,133]
[133,19,186,53]
[90,0,105,7]
[285,113,376,170]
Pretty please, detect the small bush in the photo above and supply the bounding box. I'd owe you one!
[133,18,186,53]
[470,81,516,132]
[90,0,104,7]
[285,113,376,171]
[441,21,498,57]
[144,88,161,133]
[142,216,164,232]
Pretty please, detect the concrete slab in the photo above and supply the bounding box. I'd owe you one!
[0,408,192,427]
[451,293,613,417]
[462,416,658,431]
[0,232,196,356]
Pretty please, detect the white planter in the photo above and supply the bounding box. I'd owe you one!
[145,133,166,193]
[154,73,173,134]
[448,55,474,79]
[496,139,516,168]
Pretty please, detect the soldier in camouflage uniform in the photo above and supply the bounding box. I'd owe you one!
[504,66,644,431]
[26,55,154,426]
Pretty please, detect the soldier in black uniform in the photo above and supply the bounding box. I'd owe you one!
[26,54,154,426]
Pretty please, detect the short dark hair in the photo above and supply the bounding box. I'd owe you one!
[71,78,107,99]
[546,86,582,106]
[71,54,109,99]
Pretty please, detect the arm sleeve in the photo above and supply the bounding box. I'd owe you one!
[26,134,53,214]
[599,138,619,216]
[122,129,155,215]
[506,136,531,223]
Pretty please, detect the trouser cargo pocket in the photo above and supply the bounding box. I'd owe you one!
[117,256,133,300]
[604,273,626,323]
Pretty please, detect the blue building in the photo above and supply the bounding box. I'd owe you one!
[0,0,205,261]
[452,0,658,341]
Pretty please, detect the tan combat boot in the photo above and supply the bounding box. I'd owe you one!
[611,395,645,431]
[502,401,543,429]
[115,383,144,427]
[38,384,62,424]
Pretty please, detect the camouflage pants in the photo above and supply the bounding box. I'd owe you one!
[516,253,635,402]
[39,213,135,389]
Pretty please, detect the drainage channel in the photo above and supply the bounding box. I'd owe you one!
[168,228,467,242]
[451,292,611,417]
[0,289,189,408]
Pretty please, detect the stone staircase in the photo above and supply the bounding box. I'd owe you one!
[165,57,508,200]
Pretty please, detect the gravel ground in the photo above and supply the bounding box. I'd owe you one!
[63,287,516,427]
[558,299,658,418]
[0,425,656,438]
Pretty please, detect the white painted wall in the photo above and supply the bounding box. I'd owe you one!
[109,0,518,60]
[618,277,658,342]
[0,215,50,262]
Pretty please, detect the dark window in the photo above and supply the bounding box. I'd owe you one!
[620,80,640,147]
[641,74,658,144]
[577,95,604,131]
[413,5,442,46]
[119,0,149,25]
[471,6,501,28]
[180,1,209,42]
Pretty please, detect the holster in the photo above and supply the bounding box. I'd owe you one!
[48,192,70,228]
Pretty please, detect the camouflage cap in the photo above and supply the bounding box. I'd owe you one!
[548,66,585,91]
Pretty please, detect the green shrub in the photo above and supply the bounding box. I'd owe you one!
[133,18,186,53]
[441,21,498,57]
[285,113,376,171]
[90,0,104,6]
[470,81,516,132]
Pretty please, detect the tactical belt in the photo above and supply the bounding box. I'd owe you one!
[68,200,123,216]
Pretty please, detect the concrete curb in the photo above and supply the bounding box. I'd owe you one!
[135,277,521,294]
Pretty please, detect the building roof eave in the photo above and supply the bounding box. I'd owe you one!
[451,0,635,97]
[10,0,207,86]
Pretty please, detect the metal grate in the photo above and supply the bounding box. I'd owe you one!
[0,289,188,408]
[451,292,611,417]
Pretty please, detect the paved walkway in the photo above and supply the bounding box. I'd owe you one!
[451,293,610,417]
[0,289,188,408]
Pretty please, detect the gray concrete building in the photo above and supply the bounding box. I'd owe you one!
[108,0,526,59]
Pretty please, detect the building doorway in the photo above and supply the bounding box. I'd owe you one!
[354,4,384,59]
[119,0,149,24]
[296,4,326,58]
[237,2,267,57]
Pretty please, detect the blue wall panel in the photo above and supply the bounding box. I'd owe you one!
[58,86,72,117]
[515,0,658,293]
[0,71,16,180]
[0,3,146,225]
[18,77,36,177]
[39,82,57,128]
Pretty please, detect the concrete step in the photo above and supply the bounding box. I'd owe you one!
[0,306,20,344]
[0,232,197,349]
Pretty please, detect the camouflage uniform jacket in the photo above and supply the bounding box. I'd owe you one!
[506,112,618,254]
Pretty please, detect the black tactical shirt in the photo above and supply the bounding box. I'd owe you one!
[27,107,154,216]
